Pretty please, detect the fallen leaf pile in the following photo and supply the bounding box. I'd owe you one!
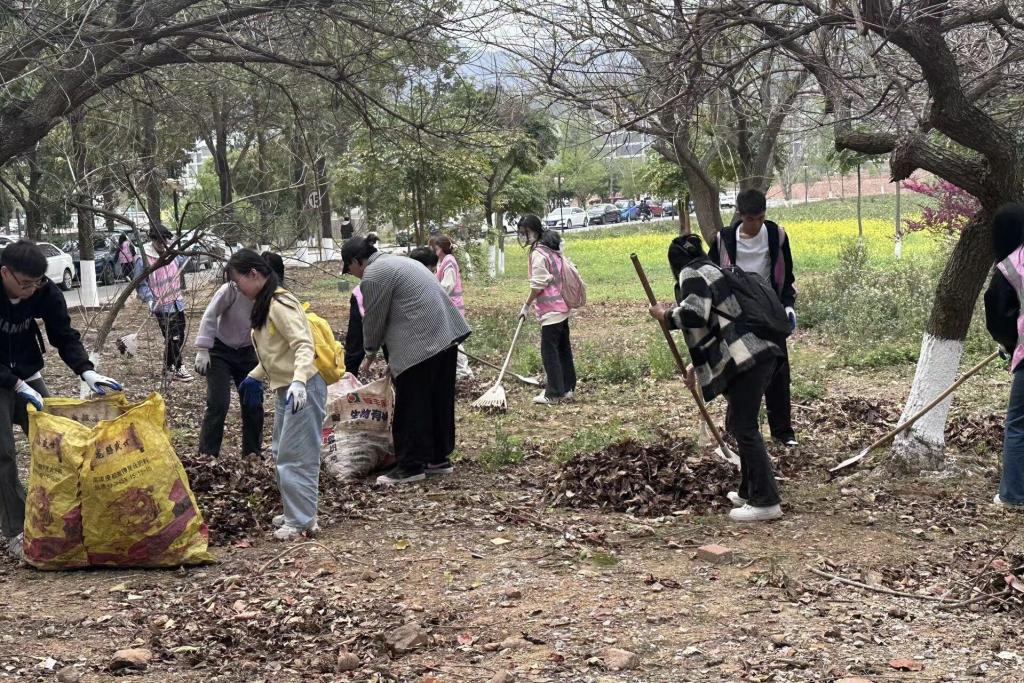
[946,412,1004,453]
[547,438,735,516]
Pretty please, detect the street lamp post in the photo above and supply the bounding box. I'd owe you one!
[556,173,565,237]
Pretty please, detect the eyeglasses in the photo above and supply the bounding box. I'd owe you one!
[5,269,45,290]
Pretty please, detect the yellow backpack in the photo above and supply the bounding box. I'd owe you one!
[302,302,346,385]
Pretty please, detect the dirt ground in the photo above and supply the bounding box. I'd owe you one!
[1,269,1022,683]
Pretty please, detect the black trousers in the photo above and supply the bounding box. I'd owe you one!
[541,320,577,398]
[392,346,457,472]
[725,357,782,507]
[765,339,794,441]
[0,378,47,538]
[198,340,264,456]
[155,310,187,371]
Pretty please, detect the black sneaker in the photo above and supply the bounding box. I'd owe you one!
[376,466,426,485]
[425,459,455,476]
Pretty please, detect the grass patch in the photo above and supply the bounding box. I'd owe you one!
[478,421,526,471]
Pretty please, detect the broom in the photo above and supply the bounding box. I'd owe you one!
[631,254,740,466]
[472,302,530,410]
[462,350,541,386]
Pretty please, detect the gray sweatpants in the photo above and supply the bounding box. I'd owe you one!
[0,378,48,539]
[271,374,327,530]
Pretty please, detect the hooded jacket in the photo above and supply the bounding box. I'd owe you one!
[0,280,93,389]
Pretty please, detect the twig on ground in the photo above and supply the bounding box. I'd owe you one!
[258,541,341,573]
[808,566,972,604]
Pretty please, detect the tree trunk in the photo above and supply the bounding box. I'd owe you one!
[101,177,116,233]
[212,96,233,209]
[895,182,903,259]
[856,164,863,241]
[141,105,161,230]
[314,155,333,261]
[889,213,993,474]
[255,128,272,244]
[70,107,99,307]
[24,149,43,240]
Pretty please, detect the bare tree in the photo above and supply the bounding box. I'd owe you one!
[714,0,1024,472]
[498,0,808,240]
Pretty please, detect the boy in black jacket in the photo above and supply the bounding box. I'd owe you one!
[0,242,122,559]
[709,189,798,446]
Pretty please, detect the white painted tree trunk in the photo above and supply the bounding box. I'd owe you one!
[322,237,334,262]
[79,260,99,308]
[498,245,505,275]
[295,238,309,263]
[894,236,903,259]
[890,334,963,473]
[488,242,496,278]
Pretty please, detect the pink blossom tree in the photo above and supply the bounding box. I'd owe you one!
[903,179,981,236]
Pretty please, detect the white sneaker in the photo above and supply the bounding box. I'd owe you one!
[273,519,320,541]
[171,368,193,382]
[272,514,286,527]
[563,391,574,400]
[6,532,24,560]
[726,491,747,507]
[993,494,1023,509]
[728,504,783,522]
[533,392,558,405]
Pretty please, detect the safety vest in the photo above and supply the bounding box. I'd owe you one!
[997,245,1024,371]
[353,284,365,316]
[437,254,464,317]
[528,245,569,319]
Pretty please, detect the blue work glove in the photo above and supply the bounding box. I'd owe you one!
[785,306,797,332]
[81,370,122,395]
[238,376,265,407]
[286,381,307,414]
[15,380,43,411]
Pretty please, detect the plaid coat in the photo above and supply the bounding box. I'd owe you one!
[666,258,782,401]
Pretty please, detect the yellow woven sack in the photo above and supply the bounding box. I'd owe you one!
[24,393,213,569]
[22,395,129,569]
[80,393,213,567]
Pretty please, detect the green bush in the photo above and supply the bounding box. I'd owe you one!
[478,422,525,471]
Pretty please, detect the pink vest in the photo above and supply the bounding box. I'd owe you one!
[997,245,1024,371]
[437,254,464,316]
[353,284,366,316]
[148,258,182,308]
[528,245,569,319]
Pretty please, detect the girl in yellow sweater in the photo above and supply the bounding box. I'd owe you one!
[229,250,327,541]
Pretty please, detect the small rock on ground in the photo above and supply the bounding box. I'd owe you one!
[602,647,639,671]
[109,648,152,671]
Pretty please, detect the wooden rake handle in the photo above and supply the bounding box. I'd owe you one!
[631,253,732,456]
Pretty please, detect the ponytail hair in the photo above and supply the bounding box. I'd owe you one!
[226,248,279,330]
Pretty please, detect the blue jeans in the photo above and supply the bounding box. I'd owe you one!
[271,374,327,529]
[1001,367,1024,506]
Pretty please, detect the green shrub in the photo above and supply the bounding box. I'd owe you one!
[478,422,525,471]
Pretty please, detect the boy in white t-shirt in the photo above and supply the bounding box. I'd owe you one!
[709,189,798,447]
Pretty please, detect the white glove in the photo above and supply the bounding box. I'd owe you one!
[81,370,122,395]
[286,381,307,414]
[146,299,155,312]
[15,380,43,410]
[518,302,530,320]
[195,349,211,376]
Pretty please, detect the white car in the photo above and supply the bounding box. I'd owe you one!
[37,241,76,291]
[543,207,588,229]
[719,191,737,208]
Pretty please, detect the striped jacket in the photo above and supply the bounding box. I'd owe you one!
[667,258,782,401]
[361,252,471,377]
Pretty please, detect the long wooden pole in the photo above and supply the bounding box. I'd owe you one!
[631,254,735,460]
[829,350,1000,476]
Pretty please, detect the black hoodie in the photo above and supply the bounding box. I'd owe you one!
[0,280,93,389]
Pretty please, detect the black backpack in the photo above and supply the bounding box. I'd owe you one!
[710,265,791,340]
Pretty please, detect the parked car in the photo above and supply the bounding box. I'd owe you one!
[586,203,621,226]
[661,200,679,217]
[719,191,737,208]
[615,200,640,222]
[178,231,227,272]
[37,241,76,291]
[640,199,663,218]
[543,207,588,229]
[62,235,124,286]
